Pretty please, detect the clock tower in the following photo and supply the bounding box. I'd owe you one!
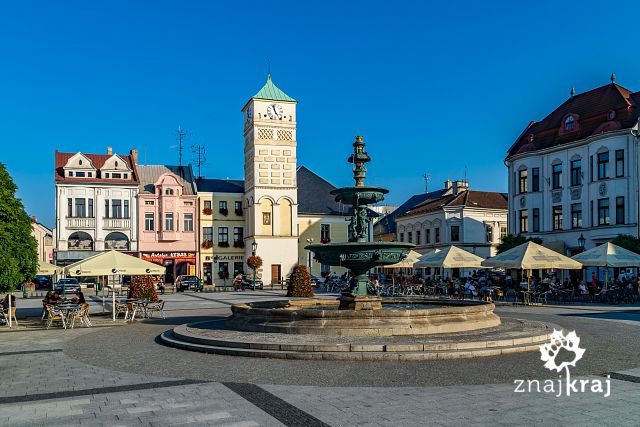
[242,75,299,285]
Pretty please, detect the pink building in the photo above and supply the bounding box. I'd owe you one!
[137,165,198,284]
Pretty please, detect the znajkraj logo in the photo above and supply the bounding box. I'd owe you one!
[514,329,610,397]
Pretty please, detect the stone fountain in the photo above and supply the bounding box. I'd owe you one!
[305,136,414,310]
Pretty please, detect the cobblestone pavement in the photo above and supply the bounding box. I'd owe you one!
[1,291,639,426]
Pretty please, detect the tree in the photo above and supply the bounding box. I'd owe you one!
[496,234,542,254]
[286,264,314,297]
[611,235,640,254]
[0,163,38,293]
[128,276,159,301]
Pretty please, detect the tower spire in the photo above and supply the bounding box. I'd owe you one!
[610,73,616,84]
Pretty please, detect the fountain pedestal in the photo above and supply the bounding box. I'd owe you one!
[339,295,382,310]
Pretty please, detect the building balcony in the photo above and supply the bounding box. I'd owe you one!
[103,218,131,229]
[66,217,95,229]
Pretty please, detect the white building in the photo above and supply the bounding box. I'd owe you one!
[241,75,299,284]
[395,180,508,270]
[505,80,640,257]
[54,147,140,265]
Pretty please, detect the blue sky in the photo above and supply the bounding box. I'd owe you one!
[1,1,639,228]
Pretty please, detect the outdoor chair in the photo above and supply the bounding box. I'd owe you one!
[80,303,92,326]
[145,300,166,319]
[3,307,18,326]
[45,305,66,329]
[114,302,129,319]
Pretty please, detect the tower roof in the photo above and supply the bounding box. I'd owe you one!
[252,74,296,102]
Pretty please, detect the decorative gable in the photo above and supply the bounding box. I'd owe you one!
[101,155,132,180]
[63,153,97,178]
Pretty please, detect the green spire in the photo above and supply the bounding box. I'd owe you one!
[253,74,296,102]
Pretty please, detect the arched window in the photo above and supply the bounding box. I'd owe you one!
[104,232,129,250]
[68,231,93,251]
[564,115,575,131]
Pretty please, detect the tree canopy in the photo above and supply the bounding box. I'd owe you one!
[0,163,38,293]
[496,234,542,254]
[610,235,640,254]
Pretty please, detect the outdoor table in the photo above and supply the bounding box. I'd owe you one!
[520,290,535,305]
[56,304,81,328]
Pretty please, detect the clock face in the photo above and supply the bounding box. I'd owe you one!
[246,106,253,124]
[267,103,283,120]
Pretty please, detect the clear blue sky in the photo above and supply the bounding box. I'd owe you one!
[2,1,639,229]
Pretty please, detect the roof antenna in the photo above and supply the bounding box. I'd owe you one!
[267,58,271,79]
[464,166,468,183]
[176,126,187,167]
[570,87,575,97]
[422,173,431,193]
[611,73,616,84]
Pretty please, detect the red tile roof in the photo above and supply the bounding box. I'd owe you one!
[54,151,139,184]
[507,83,640,158]
[398,190,507,218]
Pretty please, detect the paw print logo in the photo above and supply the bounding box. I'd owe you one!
[539,329,585,373]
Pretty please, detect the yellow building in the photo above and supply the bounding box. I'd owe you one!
[196,179,245,287]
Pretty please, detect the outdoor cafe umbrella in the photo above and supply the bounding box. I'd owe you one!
[571,242,640,288]
[414,245,484,269]
[64,250,165,321]
[385,250,423,286]
[482,241,582,293]
[37,260,63,275]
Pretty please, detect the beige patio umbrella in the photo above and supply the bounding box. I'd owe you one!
[482,241,582,294]
[65,250,164,321]
[572,242,640,288]
[384,250,423,286]
[37,260,63,275]
[415,245,484,268]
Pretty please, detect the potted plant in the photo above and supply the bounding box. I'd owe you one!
[321,238,331,244]
[218,241,230,248]
[247,255,263,271]
[201,240,213,249]
[203,207,213,215]
[219,207,229,216]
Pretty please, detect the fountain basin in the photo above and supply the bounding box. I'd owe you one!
[305,241,414,270]
[226,298,501,336]
[330,186,388,206]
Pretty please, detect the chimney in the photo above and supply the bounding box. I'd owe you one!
[107,146,113,155]
[130,148,139,165]
[444,179,452,190]
[452,180,469,195]
[31,215,37,223]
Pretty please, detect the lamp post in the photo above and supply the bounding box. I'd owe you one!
[578,233,586,252]
[251,240,258,289]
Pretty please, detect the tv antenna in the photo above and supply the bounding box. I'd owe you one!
[176,126,187,166]
[192,144,207,179]
[422,173,431,193]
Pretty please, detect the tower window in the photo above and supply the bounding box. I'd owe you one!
[564,115,575,131]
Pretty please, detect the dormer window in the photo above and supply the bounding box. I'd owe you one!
[76,171,85,177]
[564,115,575,131]
[608,110,616,120]
[69,171,74,177]
[79,160,83,165]
[165,188,174,195]
[105,173,109,178]
[112,173,122,179]
[115,161,119,167]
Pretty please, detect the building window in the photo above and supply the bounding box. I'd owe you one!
[552,164,562,189]
[68,171,73,177]
[165,188,174,195]
[564,115,575,131]
[218,227,229,243]
[67,198,73,217]
[532,208,540,232]
[75,171,85,177]
[104,173,109,178]
[234,227,244,242]
[165,213,174,231]
[111,200,122,218]
[485,226,493,243]
[616,197,625,224]
[500,227,507,241]
[450,226,460,242]
[145,200,154,205]
[425,229,431,244]
[88,199,94,218]
[219,201,228,210]
[112,173,122,179]
[104,199,109,218]
[184,213,193,231]
[218,262,229,277]
[531,168,540,192]
[571,204,582,229]
[570,160,582,186]
[88,172,92,177]
[552,206,563,230]
[597,199,609,226]
[123,200,129,218]
[416,230,421,245]
[519,210,528,233]
[597,152,609,180]
[144,213,154,231]
[204,200,212,210]
[262,212,271,225]
[203,227,213,243]
[234,201,242,213]
[615,150,624,177]
[75,198,86,217]
[518,169,528,193]
[399,233,404,242]
[434,227,440,243]
[590,155,594,182]
[320,224,331,243]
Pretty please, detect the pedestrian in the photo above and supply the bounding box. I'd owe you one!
[591,272,597,289]
[233,273,243,291]
[157,278,165,295]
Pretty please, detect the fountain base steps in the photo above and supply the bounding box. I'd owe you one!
[160,317,554,360]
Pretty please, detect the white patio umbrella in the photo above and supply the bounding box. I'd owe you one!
[415,245,484,269]
[482,241,582,293]
[65,250,164,321]
[37,260,63,275]
[572,242,640,288]
[385,250,423,286]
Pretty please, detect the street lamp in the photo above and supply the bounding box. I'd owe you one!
[251,240,258,289]
[578,233,586,252]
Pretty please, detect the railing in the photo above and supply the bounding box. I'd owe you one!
[66,217,95,228]
[103,218,131,229]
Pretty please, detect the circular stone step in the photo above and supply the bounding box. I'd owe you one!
[159,317,555,361]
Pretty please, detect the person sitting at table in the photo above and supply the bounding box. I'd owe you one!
[71,290,86,305]
[2,294,16,311]
[578,281,588,296]
[464,280,478,297]
[50,291,64,304]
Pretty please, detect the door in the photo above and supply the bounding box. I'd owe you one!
[271,264,281,285]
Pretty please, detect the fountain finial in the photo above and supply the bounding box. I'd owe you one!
[347,135,371,187]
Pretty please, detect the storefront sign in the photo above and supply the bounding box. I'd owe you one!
[215,255,244,261]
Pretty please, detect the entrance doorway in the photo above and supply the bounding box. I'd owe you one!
[164,259,175,284]
[203,262,212,286]
[271,264,281,285]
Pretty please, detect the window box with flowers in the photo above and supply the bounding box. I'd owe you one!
[218,241,230,248]
[219,208,229,216]
[233,241,245,248]
[320,238,331,244]
[202,207,213,215]
[201,240,214,249]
